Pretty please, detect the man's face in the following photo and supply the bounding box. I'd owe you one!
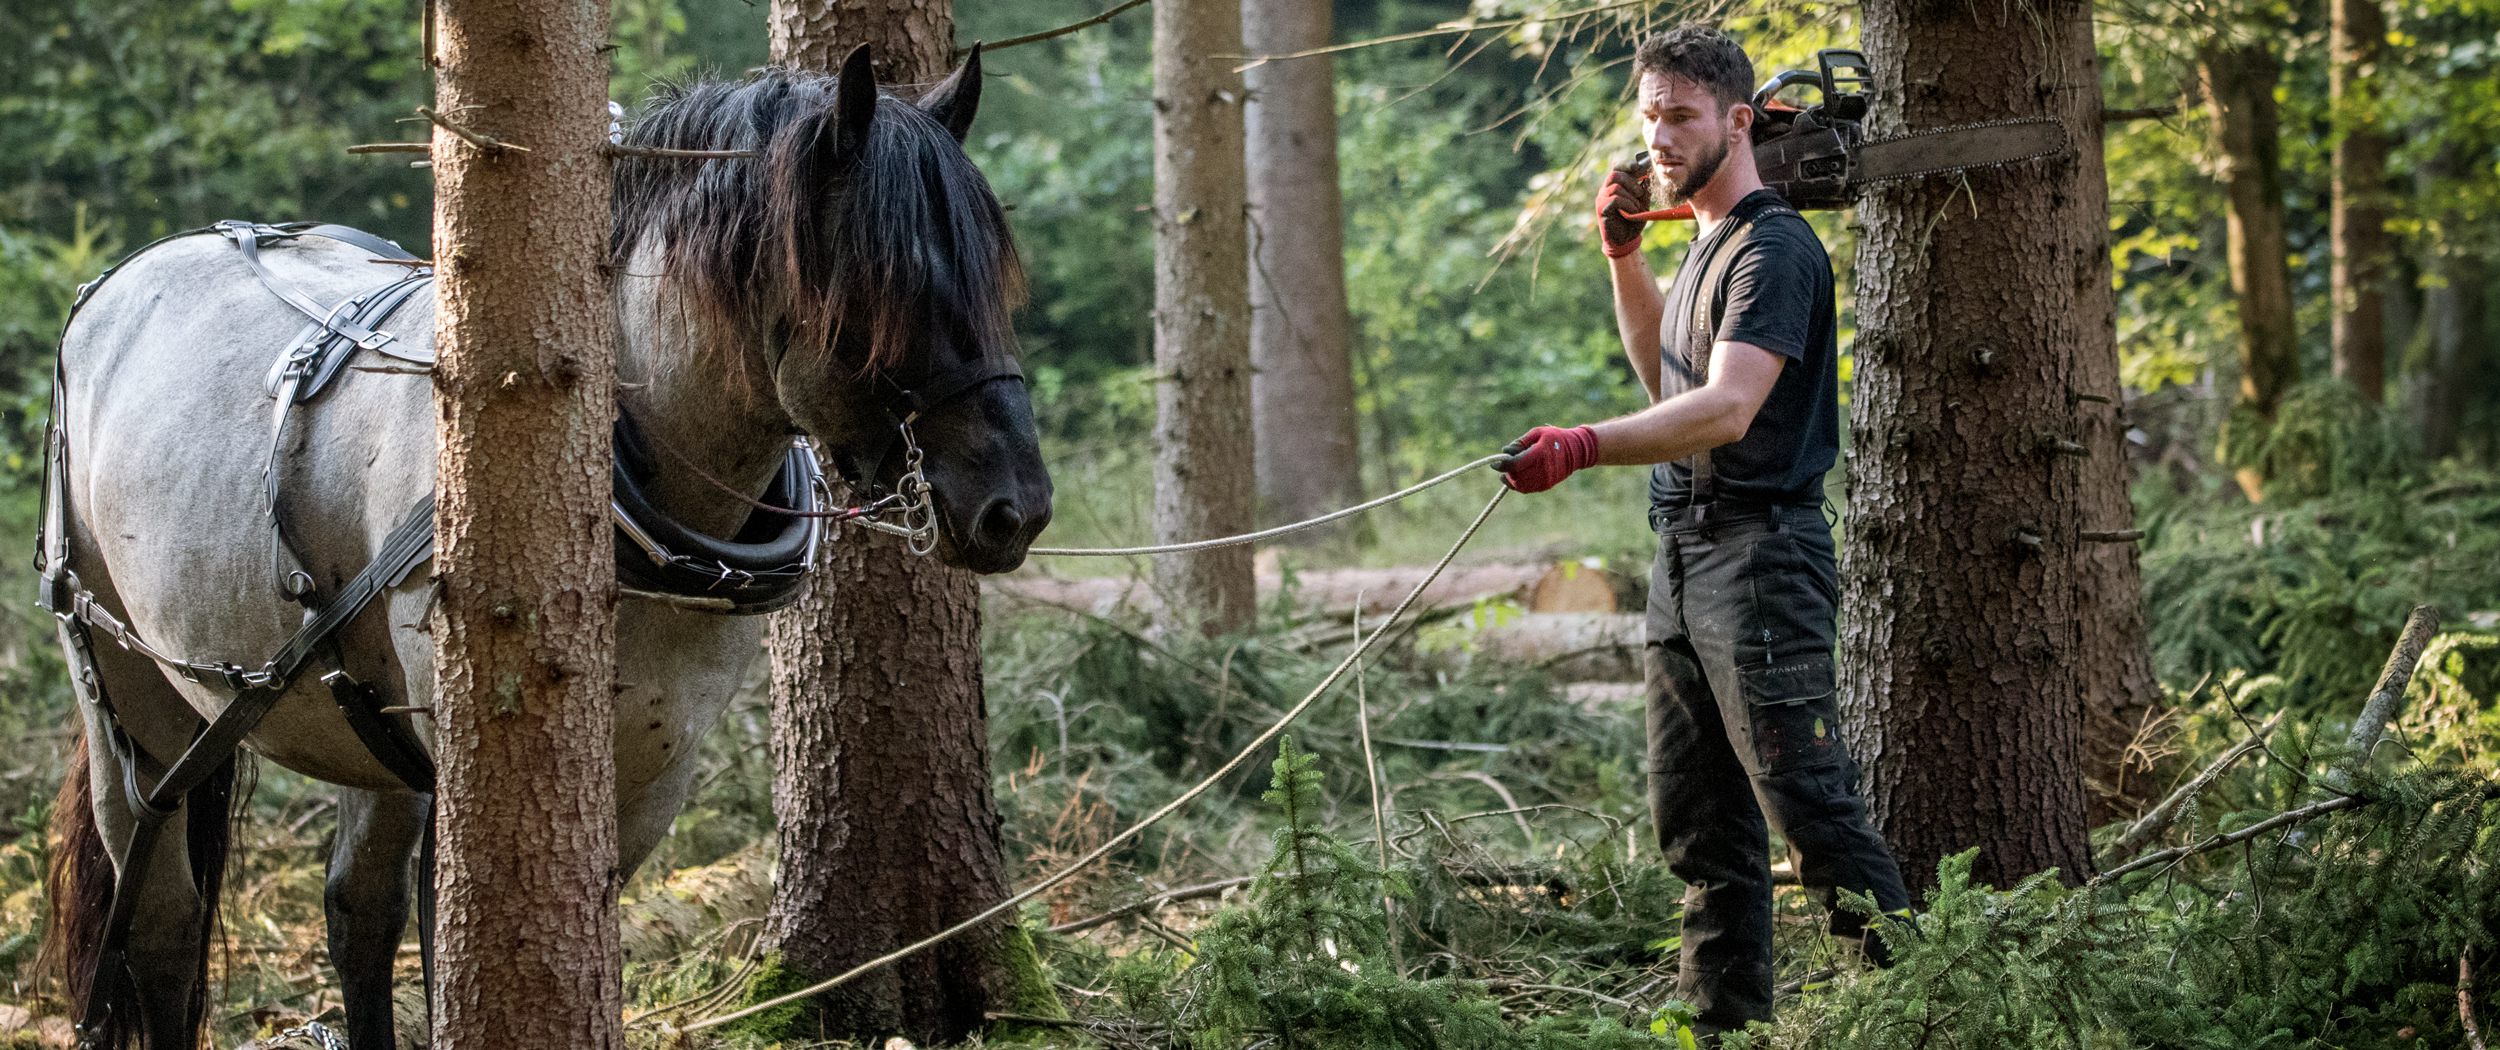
[1638,72,1747,206]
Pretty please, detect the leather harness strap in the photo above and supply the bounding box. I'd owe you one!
[247,224,434,601]
[74,492,435,1043]
[832,352,1025,494]
[891,354,1024,422]
[217,222,404,353]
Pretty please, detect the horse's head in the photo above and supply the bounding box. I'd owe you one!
[777,46,1051,573]
[620,47,1051,573]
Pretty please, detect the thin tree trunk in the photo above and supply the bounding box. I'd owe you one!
[2071,49,2162,829]
[2331,0,2392,402]
[2198,40,2300,498]
[1844,0,2101,892]
[2410,147,2486,460]
[754,3,1044,1043]
[426,0,622,1046]
[1153,0,1256,633]
[1245,0,1362,536]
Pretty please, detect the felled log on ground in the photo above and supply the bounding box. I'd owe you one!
[992,561,1635,620]
[1467,612,1646,683]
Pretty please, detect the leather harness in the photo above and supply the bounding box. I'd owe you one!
[37,220,1010,1045]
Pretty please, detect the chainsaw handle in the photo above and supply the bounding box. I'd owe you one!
[1617,204,1695,223]
[1610,154,1692,222]
[1751,48,1873,121]
[1751,68,1824,113]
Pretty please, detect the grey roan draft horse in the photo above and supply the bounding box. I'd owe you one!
[42,45,1050,1048]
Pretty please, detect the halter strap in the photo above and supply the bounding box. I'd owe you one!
[889,354,1024,422]
[832,352,1024,495]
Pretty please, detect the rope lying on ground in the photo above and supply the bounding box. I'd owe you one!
[658,482,1510,1037]
[1028,454,1505,557]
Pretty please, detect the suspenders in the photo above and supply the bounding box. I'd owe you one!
[1675,201,1800,520]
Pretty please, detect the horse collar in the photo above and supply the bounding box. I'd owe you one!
[610,412,825,614]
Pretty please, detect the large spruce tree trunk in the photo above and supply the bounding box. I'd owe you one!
[2198,40,2301,496]
[1844,0,2102,891]
[1151,0,1257,634]
[752,3,1043,1043]
[1244,0,1362,535]
[2330,0,2392,402]
[426,0,622,1045]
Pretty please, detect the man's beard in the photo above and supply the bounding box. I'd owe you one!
[1658,134,1730,207]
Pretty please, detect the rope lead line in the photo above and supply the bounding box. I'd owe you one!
[664,483,1510,1036]
[1028,454,1506,557]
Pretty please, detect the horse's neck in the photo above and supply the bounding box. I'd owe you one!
[614,246,794,537]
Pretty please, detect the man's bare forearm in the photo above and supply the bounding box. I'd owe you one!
[1585,341,1785,466]
[1587,384,1751,465]
[1609,252,1665,401]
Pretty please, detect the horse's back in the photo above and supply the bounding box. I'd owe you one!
[58,231,439,786]
[54,230,758,815]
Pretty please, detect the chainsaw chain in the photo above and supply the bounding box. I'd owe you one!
[1849,116,2064,185]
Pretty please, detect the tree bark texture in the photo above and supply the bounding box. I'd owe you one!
[1244,0,1363,535]
[426,1,622,1047]
[2198,42,2301,424]
[1153,0,1257,633]
[1843,0,2102,892]
[2053,23,2160,828]
[758,3,1027,1043]
[2330,0,2392,402]
[770,0,953,89]
[761,538,1013,1041]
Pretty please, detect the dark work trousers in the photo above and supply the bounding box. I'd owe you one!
[1643,502,1911,1034]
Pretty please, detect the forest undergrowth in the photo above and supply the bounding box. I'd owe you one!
[611,588,2497,1050]
[2,428,2497,1049]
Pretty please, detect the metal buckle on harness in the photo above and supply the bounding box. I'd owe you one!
[214,219,288,245]
[180,662,263,692]
[37,567,73,615]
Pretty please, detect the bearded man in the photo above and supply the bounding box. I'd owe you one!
[1493,24,1913,1041]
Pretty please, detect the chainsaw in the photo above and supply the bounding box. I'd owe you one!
[1620,49,2066,222]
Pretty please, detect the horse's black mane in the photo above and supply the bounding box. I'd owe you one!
[610,67,1023,378]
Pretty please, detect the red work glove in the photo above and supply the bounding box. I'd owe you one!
[1594,154,1652,258]
[1496,425,1600,493]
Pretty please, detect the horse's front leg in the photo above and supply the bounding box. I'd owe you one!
[327,787,430,1050]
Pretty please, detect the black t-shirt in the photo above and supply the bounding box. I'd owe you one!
[1647,188,1842,513]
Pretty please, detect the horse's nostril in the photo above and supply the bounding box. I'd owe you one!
[975,500,1025,549]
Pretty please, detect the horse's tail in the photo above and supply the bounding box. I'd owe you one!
[42,731,119,1042]
[42,729,245,1048]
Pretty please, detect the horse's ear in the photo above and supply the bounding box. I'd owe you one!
[834,43,878,158]
[919,43,982,143]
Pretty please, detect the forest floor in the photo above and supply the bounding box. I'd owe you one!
[2,476,2495,1049]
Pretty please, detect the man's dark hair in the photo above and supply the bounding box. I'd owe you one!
[1633,25,1755,114]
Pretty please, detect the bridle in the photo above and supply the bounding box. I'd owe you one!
[659,349,1025,558]
[841,351,1024,556]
